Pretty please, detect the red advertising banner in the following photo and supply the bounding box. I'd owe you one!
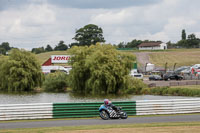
[51,55,71,63]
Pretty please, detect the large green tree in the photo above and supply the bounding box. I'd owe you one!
[0,49,43,92]
[73,24,105,46]
[187,34,200,48]
[0,42,11,55]
[68,43,136,94]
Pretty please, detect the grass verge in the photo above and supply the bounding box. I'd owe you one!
[1,121,200,133]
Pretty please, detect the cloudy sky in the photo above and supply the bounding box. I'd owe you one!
[0,0,200,50]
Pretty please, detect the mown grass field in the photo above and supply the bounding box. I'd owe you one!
[170,85,200,89]
[148,48,200,68]
[2,48,200,67]
[1,121,200,133]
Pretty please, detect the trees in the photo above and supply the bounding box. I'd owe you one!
[45,44,53,52]
[181,29,186,40]
[0,48,6,55]
[176,39,187,48]
[31,47,45,54]
[54,41,68,51]
[187,34,200,48]
[118,42,126,48]
[68,43,136,94]
[126,39,143,48]
[0,49,43,92]
[117,39,161,49]
[43,71,68,92]
[31,41,68,54]
[177,29,200,48]
[73,24,105,46]
[0,42,11,55]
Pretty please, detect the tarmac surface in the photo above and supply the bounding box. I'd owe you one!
[1,114,200,129]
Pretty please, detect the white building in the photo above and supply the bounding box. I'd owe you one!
[138,42,167,50]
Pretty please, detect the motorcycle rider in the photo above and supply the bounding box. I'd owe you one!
[104,99,119,112]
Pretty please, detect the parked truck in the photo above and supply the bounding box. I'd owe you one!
[41,66,72,74]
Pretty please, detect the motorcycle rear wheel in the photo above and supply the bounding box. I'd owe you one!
[100,110,109,120]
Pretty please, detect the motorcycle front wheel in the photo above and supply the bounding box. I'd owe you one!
[120,111,128,119]
[100,110,109,120]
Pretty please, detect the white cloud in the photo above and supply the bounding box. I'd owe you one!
[0,0,200,49]
[90,10,133,26]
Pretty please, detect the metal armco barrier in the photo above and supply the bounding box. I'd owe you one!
[0,103,53,120]
[136,98,200,115]
[53,101,136,118]
[1,99,200,120]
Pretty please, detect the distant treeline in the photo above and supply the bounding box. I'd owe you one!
[29,29,200,54]
[116,30,200,49]
[1,27,200,55]
[31,40,68,54]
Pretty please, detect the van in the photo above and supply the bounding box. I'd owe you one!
[130,69,143,80]
[41,66,72,74]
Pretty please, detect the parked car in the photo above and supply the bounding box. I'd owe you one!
[181,67,191,75]
[174,66,190,74]
[163,72,183,81]
[149,75,162,81]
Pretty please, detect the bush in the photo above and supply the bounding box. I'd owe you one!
[123,76,147,94]
[0,49,43,92]
[147,86,200,97]
[43,71,68,92]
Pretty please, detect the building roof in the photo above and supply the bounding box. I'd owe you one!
[138,42,162,47]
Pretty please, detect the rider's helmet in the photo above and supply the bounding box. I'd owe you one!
[104,99,109,105]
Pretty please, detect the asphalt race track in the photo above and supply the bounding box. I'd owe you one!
[1,114,200,129]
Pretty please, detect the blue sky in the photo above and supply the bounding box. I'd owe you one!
[0,0,200,49]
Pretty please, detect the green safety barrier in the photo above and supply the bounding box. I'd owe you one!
[53,101,136,118]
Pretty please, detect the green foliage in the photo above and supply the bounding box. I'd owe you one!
[73,24,105,46]
[117,40,161,49]
[118,42,126,48]
[123,76,147,94]
[0,42,11,55]
[43,71,68,92]
[147,86,200,97]
[68,43,136,94]
[177,30,200,48]
[177,39,187,48]
[181,29,186,40]
[126,39,143,48]
[54,41,68,51]
[0,49,44,92]
[45,44,53,52]
[187,34,200,48]
[32,47,45,54]
[166,41,176,49]
[0,42,11,51]
[0,48,6,55]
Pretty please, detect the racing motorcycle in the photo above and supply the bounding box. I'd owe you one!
[99,104,128,120]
